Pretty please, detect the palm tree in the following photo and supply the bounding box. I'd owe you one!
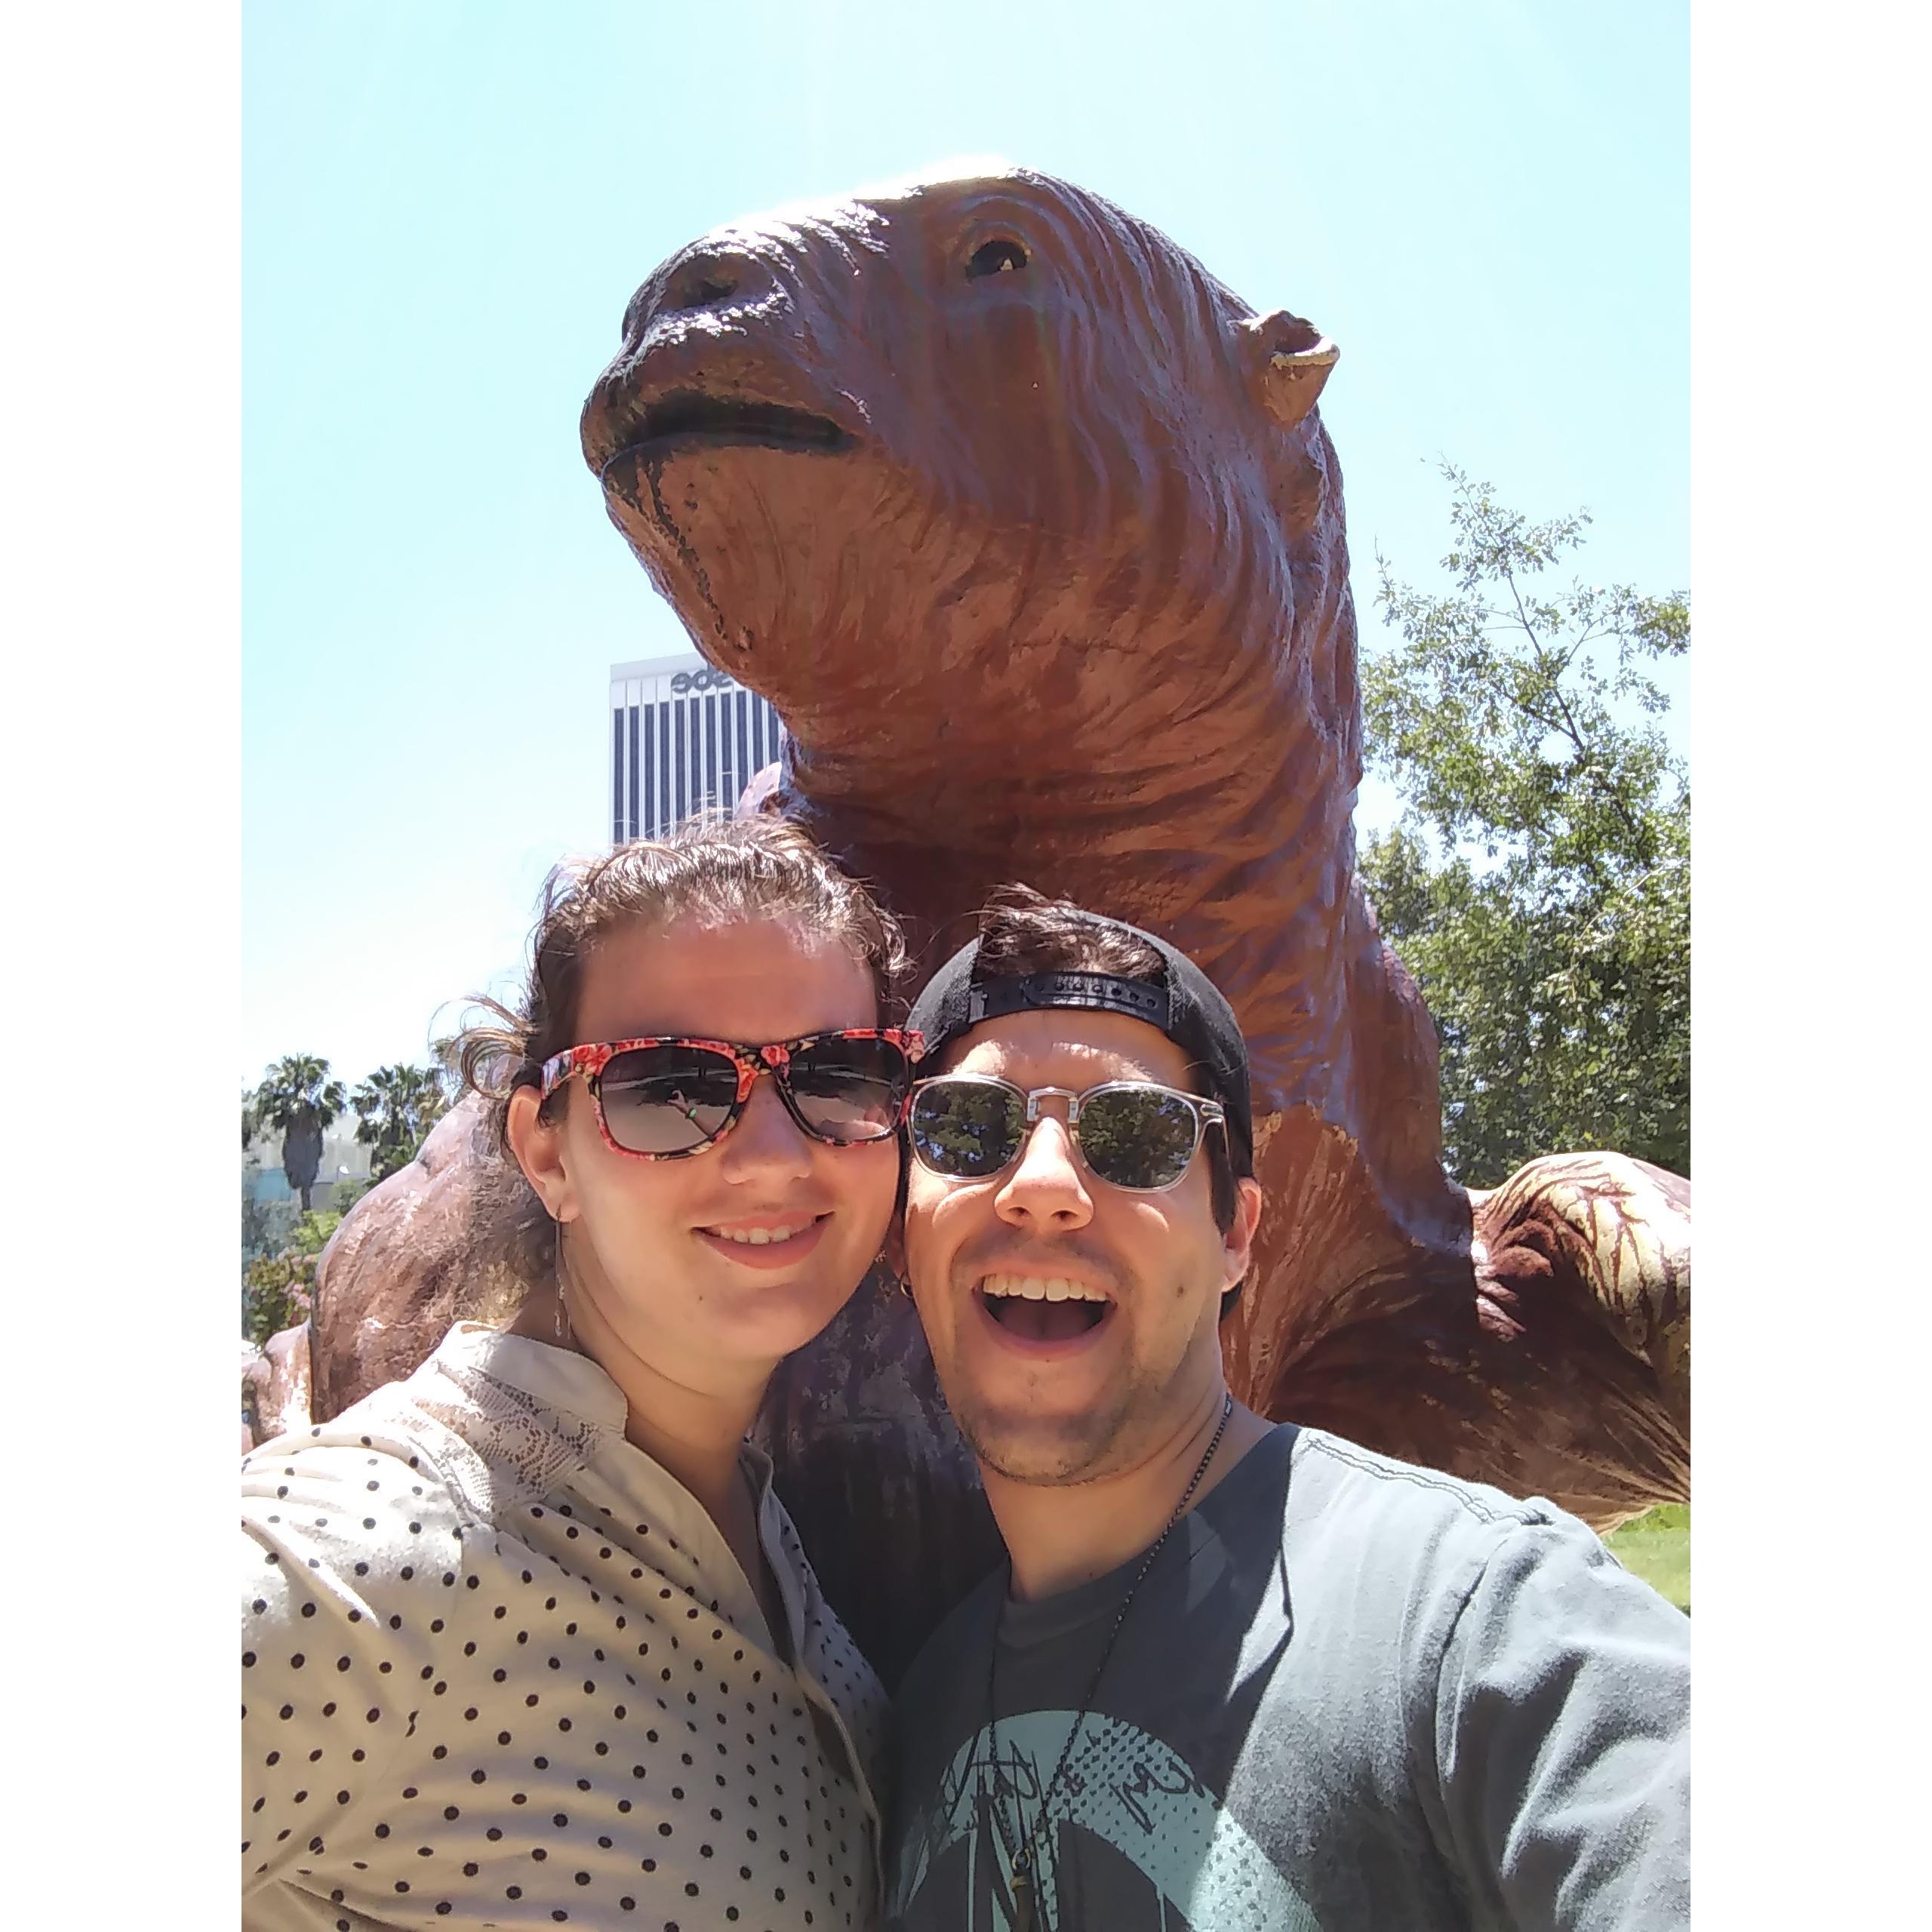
[254,1054,348,1211]
[351,1062,451,1180]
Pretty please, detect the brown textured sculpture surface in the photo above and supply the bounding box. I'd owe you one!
[290,167,1689,1685]
[242,1324,314,1454]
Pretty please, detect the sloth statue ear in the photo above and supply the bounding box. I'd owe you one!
[1240,309,1340,429]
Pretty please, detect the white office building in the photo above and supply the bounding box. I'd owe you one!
[609,653,787,844]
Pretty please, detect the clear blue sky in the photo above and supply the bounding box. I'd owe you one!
[242,0,1687,1090]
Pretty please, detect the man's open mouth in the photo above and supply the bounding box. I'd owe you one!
[601,389,854,469]
[977,1272,1114,1345]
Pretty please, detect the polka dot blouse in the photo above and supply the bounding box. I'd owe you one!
[242,1323,887,1932]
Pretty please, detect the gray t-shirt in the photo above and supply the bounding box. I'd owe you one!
[886,1423,1687,1930]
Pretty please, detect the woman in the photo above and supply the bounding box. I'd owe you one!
[242,817,918,1931]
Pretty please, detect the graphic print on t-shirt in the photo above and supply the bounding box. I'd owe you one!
[890,1709,1321,1930]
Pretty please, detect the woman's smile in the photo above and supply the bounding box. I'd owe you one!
[696,1209,834,1266]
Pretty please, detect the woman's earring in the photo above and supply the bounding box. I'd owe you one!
[553,1217,571,1343]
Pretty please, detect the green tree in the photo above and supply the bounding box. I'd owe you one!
[242,1209,343,1346]
[350,1060,451,1180]
[254,1054,349,1211]
[1359,463,1689,1187]
[241,1173,281,1264]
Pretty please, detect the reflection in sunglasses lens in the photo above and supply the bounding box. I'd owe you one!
[911,1083,1027,1177]
[1078,1087,1198,1189]
[785,1039,909,1143]
[598,1047,739,1154]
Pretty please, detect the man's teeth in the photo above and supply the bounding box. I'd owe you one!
[712,1219,814,1245]
[980,1273,1107,1303]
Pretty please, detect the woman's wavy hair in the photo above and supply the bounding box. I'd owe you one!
[451,814,909,1294]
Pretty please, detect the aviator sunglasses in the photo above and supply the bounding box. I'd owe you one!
[908,1074,1226,1193]
[540,1028,924,1160]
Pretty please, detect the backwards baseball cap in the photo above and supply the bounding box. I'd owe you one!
[906,909,1255,1175]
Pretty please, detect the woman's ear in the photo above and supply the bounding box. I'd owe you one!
[507,1086,578,1223]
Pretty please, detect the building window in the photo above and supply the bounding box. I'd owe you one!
[640,702,656,841]
[611,706,625,844]
[658,702,671,833]
[628,703,641,841]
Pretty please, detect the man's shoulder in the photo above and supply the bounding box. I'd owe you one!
[1214,1423,1615,1634]
[1286,1426,1567,1535]
[1203,1422,1571,1565]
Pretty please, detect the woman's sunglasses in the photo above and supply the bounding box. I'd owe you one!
[907,1074,1226,1194]
[540,1028,924,1160]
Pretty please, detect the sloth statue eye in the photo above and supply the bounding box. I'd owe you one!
[966,238,1029,279]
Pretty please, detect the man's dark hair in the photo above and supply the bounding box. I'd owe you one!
[969,885,1248,1319]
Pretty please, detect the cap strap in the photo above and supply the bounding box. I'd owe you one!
[966,971,1170,1030]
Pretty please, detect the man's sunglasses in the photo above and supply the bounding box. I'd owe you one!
[539,1028,924,1160]
[907,1074,1226,1194]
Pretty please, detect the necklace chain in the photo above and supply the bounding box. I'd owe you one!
[986,1392,1235,1917]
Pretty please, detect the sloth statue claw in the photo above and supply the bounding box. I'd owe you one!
[275,165,1689,1685]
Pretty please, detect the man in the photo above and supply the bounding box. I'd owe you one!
[885,892,1688,1931]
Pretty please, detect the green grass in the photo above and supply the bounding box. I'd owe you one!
[1603,1503,1689,1614]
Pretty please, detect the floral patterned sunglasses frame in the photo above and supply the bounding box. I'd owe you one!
[538,1027,925,1161]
